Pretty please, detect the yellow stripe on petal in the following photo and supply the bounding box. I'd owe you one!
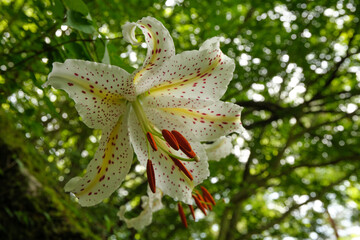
[65,74,124,105]
[150,101,242,141]
[76,116,124,197]
[149,54,221,96]
[47,59,134,129]
[122,17,175,92]
[64,107,133,206]
[160,107,240,125]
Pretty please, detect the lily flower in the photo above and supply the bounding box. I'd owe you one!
[46,16,244,226]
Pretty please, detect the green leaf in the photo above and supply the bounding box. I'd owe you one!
[50,0,65,19]
[63,0,89,16]
[65,10,95,34]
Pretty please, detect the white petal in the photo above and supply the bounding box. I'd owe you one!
[199,37,221,51]
[140,37,235,101]
[128,107,148,167]
[128,108,209,204]
[64,109,133,206]
[149,101,243,141]
[142,95,214,109]
[46,59,135,129]
[142,106,209,163]
[121,17,175,94]
[117,188,163,230]
[122,22,139,45]
[203,136,233,161]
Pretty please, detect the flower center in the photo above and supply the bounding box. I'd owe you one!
[131,98,199,193]
[131,99,217,228]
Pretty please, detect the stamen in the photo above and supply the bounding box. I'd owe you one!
[170,130,199,161]
[162,129,180,150]
[179,145,197,160]
[196,193,208,210]
[201,186,216,205]
[192,194,207,216]
[170,156,193,181]
[188,205,195,220]
[147,159,156,193]
[202,199,213,211]
[178,202,188,228]
[171,130,192,152]
[146,132,158,151]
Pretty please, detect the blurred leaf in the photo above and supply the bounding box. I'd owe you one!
[63,0,89,16]
[65,10,95,34]
[50,0,65,19]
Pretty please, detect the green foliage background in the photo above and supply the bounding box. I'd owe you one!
[1,0,360,239]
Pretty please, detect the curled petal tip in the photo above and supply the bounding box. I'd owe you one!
[122,22,139,45]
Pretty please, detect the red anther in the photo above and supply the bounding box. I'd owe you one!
[192,194,207,216]
[146,132,158,151]
[196,193,208,210]
[201,194,213,211]
[206,201,213,211]
[147,159,156,193]
[178,202,188,228]
[162,129,179,150]
[171,130,192,152]
[201,186,216,205]
[203,195,215,210]
[188,205,195,220]
[170,156,193,181]
[179,145,197,159]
